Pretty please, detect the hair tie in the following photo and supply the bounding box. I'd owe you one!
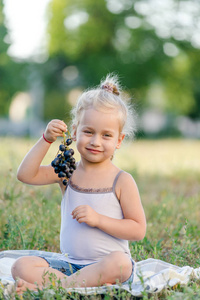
[101,83,120,95]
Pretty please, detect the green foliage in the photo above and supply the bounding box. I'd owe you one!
[43,89,72,122]
[1,0,200,122]
[48,0,115,60]
[0,0,8,53]
[0,0,29,116]
[46,0,168,90]
[43,0,200,119]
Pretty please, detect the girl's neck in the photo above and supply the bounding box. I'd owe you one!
[78,158,113,172]
[72,159,119,190]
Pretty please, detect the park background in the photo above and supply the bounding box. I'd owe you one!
[0,0,200,299]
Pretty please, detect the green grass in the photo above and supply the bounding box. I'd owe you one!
[0,137,200,299]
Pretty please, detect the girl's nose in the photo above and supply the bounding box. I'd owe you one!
[90,134,100,146]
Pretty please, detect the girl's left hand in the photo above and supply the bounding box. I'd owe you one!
[72,205,99,227]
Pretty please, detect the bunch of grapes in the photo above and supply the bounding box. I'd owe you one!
[51,133,76,186]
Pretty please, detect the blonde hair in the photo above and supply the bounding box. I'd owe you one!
[71,74,137,138]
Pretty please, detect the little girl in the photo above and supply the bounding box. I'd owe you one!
[12,74,146,293]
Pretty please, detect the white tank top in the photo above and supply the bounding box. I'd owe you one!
[60,171,131,264]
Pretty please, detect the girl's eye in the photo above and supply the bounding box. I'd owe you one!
[84,130,92,134]
[104,133,112,137]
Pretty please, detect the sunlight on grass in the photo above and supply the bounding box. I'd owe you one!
[114,139,200,176]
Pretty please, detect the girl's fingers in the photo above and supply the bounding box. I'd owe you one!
[51,127,65,135]
[50,122,67,133]
[45,120,68,140]
[73,211,85,223]
[72,206,84,217]
[55,119,67,129]
[72,210,82,219]
[72,211,81,219]
[76,216,85,223]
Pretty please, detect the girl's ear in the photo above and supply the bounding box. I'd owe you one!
[71,125,77,141]
[116,133,125,149]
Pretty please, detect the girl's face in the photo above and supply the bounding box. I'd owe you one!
[74,108,125,164]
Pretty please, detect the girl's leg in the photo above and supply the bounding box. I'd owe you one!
[11,256,66,293]
[12,251,133,293]
[62,251,133,288]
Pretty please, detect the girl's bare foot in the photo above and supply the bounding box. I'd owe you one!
[15,278,40,294]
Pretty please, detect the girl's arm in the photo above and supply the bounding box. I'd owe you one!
[101,171,146,241]
[72,172,146,241]
[17,119,67,186]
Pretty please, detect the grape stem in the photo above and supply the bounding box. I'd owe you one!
[67,130,71,138]
[62,132,66,145]
[62,130,71,145]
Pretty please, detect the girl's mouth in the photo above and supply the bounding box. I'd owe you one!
[86,148,102,154]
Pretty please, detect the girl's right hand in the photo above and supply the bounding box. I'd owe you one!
[44,119,67,143]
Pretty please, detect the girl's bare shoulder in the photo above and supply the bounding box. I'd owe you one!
[115,170,139,200]
[117,170,137,186]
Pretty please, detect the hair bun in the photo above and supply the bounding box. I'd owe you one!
[101,83,120,95]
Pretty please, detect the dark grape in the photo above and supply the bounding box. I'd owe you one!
[58,171,66,178]
[61,164,69,172]
[51,157,60,167]
[66,138,72,146]
[59,144,66,152]
[65,171,71,178]
[69,149,74,155]
[63,179,68,186]
[51,133,76,185]
[64,150,72,159]
[54,166,60,174]
[68,157,76,164]
[71,164,77,170]
[51,161,55,167]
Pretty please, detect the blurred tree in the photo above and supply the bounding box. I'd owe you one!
[2,0,199,123]
[44,0,200,119]
[0,0,28,117]
[34,51,73,123]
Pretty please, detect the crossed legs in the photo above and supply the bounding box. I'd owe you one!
[11,251,133,294]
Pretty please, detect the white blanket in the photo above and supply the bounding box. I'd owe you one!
[0,250,200,297]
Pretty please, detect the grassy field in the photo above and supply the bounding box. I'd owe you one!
[0,137,200,299]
